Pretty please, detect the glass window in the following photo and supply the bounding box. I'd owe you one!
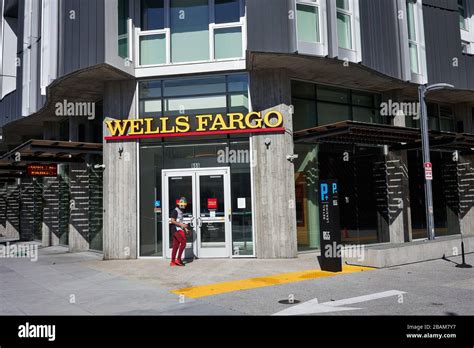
[228,74,248,92]
[353,107,379,123]
[163,76,226,97]
[292,80,315,99]
[317,85,349,104]
[407,1,417,41]
[140,34,166,65]
[337,12,352,49]
[459,0,467,30]
[317,102,350,125]
[297,4,320,43]
[141,0,165,31]
[170,0,209,63]
[228,93,249,113]
[406,0,420,74]
[294,144,320,251]
[164,95,227,116]
[292,98,317,131]
[409,43,419,74]
[352,91,374,107]
[118,0,129,58]
[214,27,243,59]
[215,0,240,24]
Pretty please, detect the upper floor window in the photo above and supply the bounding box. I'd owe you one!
[291,80,381,131]
[296,0,321,44]
[137,0,245,67]
[118,0,130,58]
[458,0,474,54]
[406,0,419,74]
[336,0,352,49]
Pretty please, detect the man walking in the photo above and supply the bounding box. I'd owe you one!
[170,197,190,267]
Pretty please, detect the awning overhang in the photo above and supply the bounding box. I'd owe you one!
[293,121,474,153]
[0,140,102,178]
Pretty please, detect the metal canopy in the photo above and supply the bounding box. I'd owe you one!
[0,140,102,178]
[293,121,474,152]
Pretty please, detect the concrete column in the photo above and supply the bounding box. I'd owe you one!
[42,177,60,246]
[459,154,474,236]
[250,69,297,258]
[102,80,137,260]
[68,163,90,252]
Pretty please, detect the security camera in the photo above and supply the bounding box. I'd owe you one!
[94,164,106,169]
[286,154,299,162]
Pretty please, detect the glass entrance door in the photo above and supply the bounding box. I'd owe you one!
[163,168,231,258]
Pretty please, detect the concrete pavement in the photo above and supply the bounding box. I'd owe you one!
[0,245,473,315]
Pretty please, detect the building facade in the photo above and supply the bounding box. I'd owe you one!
[0,0,473,260]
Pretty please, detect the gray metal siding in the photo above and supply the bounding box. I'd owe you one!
[423,2,474,89]
[359,0,403,79]
[58,0,105,78]
[246,0,293,53]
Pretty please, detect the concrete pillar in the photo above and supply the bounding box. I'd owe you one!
[42,177,61,246]
[459,154,474,236]
[69,163,90,252]
[102,80,137,260]
[250,69,297,258]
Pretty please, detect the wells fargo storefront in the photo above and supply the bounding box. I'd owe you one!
[104,73,290,259]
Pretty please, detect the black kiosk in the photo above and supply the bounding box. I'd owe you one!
[318,180,342,272]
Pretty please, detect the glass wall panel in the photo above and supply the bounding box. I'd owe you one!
[170,0,209,62]
[163,76,226,96]
[141,0,165,30]
[140,146,163,257]
[292,98,317,131]
[214,27,242,59]
[317,85,349,103]
[337,12,352,49]
[317,102,350,125]
[118,0,129,58]
[215,0,240,24]
[140,34,166,66]
[294,144,320,251]
[297,4,319,43]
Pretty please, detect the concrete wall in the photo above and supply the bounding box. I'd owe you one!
[250,69,297,258]
[102,79,137,260]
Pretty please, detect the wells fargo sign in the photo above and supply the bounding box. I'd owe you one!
[104,111,285,141]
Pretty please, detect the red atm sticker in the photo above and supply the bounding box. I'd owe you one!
[207,198,217,210]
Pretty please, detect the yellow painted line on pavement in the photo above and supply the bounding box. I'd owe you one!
[171,265,374,299]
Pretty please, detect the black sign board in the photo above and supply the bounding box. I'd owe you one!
[318,180,342,272]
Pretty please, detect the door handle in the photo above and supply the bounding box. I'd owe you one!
[197,217,202,228]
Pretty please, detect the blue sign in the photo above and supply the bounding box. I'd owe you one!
[155,200,161,208]
[320,182,338,202]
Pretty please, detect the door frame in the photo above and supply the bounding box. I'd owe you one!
[162,167,232,259]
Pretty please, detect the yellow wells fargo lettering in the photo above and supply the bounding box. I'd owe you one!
[105,111,284,138]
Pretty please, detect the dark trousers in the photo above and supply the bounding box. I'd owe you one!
[171,230,187,261]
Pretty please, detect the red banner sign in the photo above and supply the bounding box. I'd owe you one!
[27,164,58,177]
